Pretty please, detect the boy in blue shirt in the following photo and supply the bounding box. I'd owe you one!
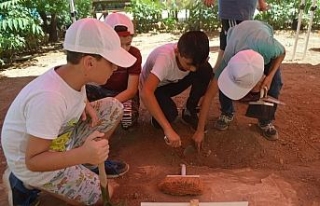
[193,20,285,151]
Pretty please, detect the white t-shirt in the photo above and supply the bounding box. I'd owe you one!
[139,43,190,89]
[1,67,87,186]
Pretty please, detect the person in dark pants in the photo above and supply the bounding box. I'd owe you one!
[204,0,269,104]
[203,0,269,71]
[193,20,285,151]
[140,31,213,148]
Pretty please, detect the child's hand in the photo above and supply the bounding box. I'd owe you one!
[82,101,100,127]
[192,130,205,153]
[203,0,215,7]
[261,75,273,93]
[82,131,109,165]
[257,0,269,11]
[163,129,181,148]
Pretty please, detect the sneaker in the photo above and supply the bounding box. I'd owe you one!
[121,120,136,130]
[91,160,129,179]
[258,122,279,141]
[2,168,40,206]
[181,109,207,132]
[150,117,161,129]
[214,114,234,131]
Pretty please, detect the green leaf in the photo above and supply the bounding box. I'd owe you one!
[35,25,44,36]
[7,19,13,31]
[0,20,7,31]
[0,0,21,10]
[13,19,18,31]
[18,18,24,29]
[31,23,36,34]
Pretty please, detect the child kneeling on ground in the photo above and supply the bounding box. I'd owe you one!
[1,18,136,205]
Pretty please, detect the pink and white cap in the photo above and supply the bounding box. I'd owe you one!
[218,49,264,100]
[104,12,134,37]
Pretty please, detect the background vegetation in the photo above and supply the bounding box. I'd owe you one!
[1,0,319,67]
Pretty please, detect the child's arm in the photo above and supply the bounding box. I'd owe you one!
[261,51,286,92]
[115,48,142,102]
[140,73,181,148]
[114,74,139,102]
[257,0,269,11]
[203,0,215,7]
[192,79,218,152]
[82,101,99,127]
[25,131,108,172]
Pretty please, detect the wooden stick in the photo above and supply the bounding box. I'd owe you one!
[98,162,110,206]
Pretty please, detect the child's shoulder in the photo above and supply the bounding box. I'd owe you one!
[154,43,176,54]
[129,46,141,54]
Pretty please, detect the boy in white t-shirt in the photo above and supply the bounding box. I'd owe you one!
[140,31,213,147]
[1,18,136,205]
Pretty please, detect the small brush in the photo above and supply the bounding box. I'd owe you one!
[245,87,275,120]
[158,164,204,196]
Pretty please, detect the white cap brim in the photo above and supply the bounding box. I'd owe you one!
[218,69,252,100]
[102,47,136,68]
[218,49,264,100]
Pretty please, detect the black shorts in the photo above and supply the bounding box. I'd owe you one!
[219,19,243,50]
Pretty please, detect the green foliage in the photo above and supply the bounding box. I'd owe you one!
[31,0,93,25]
[255,1,300,29]
[0,0,44,66]
[1,0,320,67]
[29,0,68,15]
[127,0,164,33]
[0,33,25,52]
[162,17,177,32]
[30,0,70,31]
[75,0,94,19]
[0,18,43,35]
[0,0,43,35]
[0,0,94,66]
[0,0,19,8]
[127,0,319,33]
[255,0,320,30]
[184,0,219,32]
[128,0,219,33]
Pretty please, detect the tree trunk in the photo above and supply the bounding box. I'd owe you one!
[39,11,49,33]
[48,13,58,42]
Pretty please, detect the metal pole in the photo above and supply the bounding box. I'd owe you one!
[302,0,318,59]
[291,0,305,61]
[69,0,76,23]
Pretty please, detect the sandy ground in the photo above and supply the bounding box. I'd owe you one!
[0,30,319,206]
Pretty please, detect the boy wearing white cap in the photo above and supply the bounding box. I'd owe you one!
[1,18,136,205]
[87,12,142,130]
[193,20,285,150]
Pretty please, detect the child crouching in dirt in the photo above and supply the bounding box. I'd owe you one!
[193,20,285,151]
[86,12,142,130]
[1,18,136,205]
[139,31,213,148]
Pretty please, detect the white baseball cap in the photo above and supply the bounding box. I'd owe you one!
[218,49,264,100]
[63,18,136,68]
[104,12,134,37]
